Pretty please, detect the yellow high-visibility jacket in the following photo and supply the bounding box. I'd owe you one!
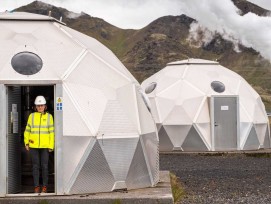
[24,112,54,149]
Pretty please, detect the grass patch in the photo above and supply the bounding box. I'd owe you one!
[38,200,48,204]
[170,172,185,203]
[198,152,241,157]
[199,152,227,157]
[112,199,122,204]
[245,153,271,158]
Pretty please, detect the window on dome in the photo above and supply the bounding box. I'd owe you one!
[11,52,43,75]
[145,82,157,94]
[211,81,225,93]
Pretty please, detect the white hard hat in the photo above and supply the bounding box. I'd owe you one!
[34,96,46,105]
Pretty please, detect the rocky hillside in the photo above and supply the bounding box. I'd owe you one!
[15,0,271,110]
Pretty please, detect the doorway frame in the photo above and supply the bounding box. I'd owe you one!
[0,84,7,197]
[210,95,240,151]
[0,83,63,197]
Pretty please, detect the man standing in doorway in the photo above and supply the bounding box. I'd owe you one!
[24,96,54,193]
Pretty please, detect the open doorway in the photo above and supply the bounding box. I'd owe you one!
[7,85,55,194]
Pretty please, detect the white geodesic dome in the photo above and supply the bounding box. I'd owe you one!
[0,12,158,196]
[142,59,270,151]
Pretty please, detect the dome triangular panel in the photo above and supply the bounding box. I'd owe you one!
[243,126,260,150]
[182,125,208,151]
[164,125,192,148]
[63,86,93,136]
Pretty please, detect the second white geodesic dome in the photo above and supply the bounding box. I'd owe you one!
[142,59,270,151]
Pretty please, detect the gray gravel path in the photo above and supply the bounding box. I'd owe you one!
[160,153,271,204]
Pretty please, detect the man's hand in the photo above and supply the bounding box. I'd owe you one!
[25,145,29,151]
[48,149,53,152]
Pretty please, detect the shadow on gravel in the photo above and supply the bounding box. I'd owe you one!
[161,153,271,204]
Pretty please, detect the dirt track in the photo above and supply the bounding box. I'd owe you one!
[160,153,271,204]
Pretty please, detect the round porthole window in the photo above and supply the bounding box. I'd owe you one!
[145,82,157,94]
[11,52,43,75]
[211,81,225,93]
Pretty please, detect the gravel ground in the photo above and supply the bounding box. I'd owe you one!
[160,153,271,204]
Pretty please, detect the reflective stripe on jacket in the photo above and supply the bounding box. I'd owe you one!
[24,112,54,149]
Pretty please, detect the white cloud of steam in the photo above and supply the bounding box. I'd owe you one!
[65,11,82,19]
[188,22,241,53]
[180,0,271,62]
[187,23,215,48]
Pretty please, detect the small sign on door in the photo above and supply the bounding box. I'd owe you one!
[56,97,63,111]
[221,105,229,111]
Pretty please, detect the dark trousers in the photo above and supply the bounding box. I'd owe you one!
[30,148,49,187]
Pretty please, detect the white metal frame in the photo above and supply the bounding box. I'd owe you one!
[0,84,7,197]
[55,84,63,195]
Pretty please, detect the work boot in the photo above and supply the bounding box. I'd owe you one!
[34,186,40,193]
[41,186,47,193]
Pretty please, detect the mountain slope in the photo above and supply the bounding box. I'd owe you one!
[232,0,270,16]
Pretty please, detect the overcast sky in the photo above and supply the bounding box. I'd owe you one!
[1,0,271,29]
